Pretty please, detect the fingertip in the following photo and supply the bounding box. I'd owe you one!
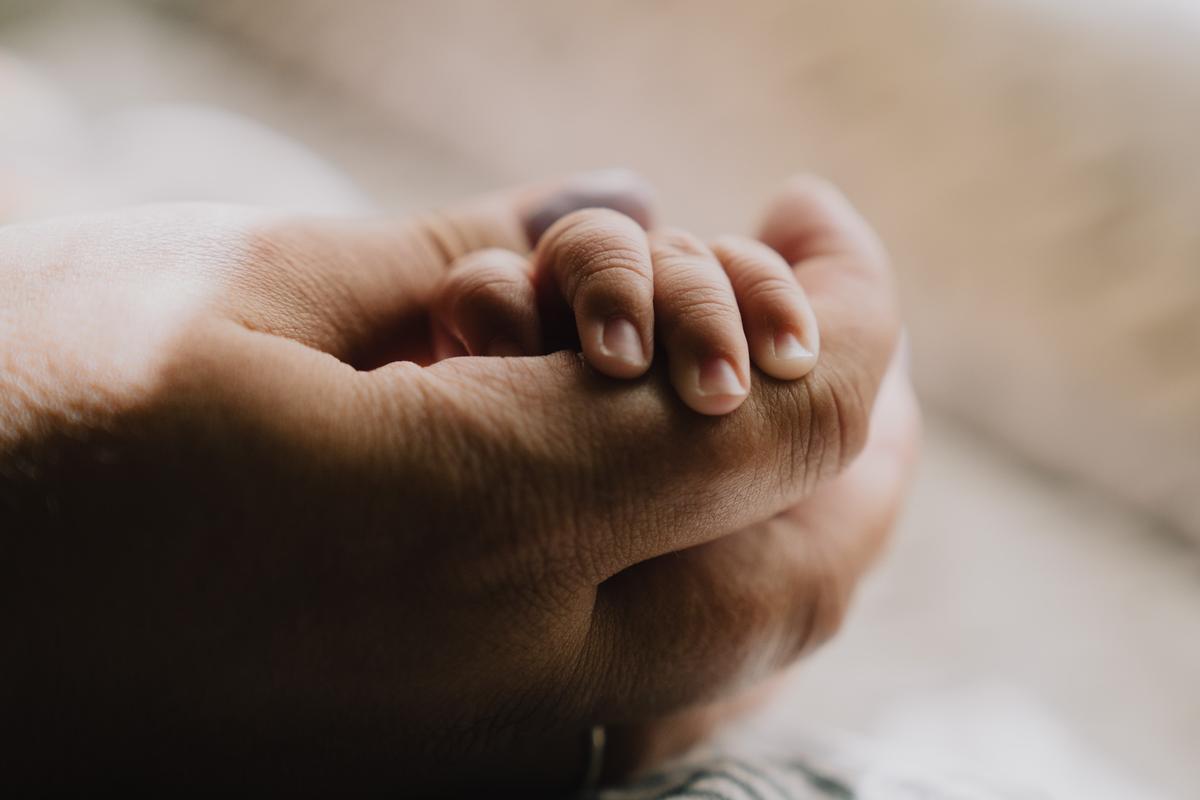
[711,234,821,382]
[585,315,650,378]
[754,328,819,381]
[672,355,749,416]
[537,208,656,379]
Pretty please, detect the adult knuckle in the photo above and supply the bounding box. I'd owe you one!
[241,225,362,343]
[751,367,869,499]
[413,209,476,265]
[748,381,815,496]
[808,367,871,476]
[415,206,519,267]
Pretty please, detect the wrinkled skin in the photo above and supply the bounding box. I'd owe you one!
[0,173,916,794]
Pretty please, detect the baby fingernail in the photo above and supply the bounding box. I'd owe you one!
[601,317,645,365]
[773,330,813,361]
[697,357,746,397]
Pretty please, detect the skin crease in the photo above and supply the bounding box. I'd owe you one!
[0,172,915,794]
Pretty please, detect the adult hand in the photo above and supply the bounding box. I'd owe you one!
[601,344,918,777]
[0,173,901,792]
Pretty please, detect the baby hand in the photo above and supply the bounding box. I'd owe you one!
[429,208,821,415]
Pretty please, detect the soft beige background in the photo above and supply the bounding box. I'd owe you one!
[191,0,1200,542]
[2,0,1197,795]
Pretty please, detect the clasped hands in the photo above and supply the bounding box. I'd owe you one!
[0,170,917,793]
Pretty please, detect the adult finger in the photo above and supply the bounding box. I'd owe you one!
[223,176,898,585]
[586,350,920,720]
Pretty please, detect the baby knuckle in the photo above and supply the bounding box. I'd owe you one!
[647,250,702,285]
[450,269,522,314]
[544,212,649,284]
[712,234,782,269]
[571,259,653,313]
[462,246,523,266]
[546,208,639,255]
[663,286,737,326]
[448,247,523,279]
[652,227,708,257]
[579,252,653,285]
[740,272,799,308]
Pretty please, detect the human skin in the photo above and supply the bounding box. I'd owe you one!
[0,172,913,793]
[429,207,824,416]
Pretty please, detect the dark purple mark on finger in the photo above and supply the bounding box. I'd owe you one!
[524,169,656,246]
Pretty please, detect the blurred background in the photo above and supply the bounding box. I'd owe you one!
[2,0,1197,795]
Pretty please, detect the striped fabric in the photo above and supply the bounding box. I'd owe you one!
[600,750,1030,800]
